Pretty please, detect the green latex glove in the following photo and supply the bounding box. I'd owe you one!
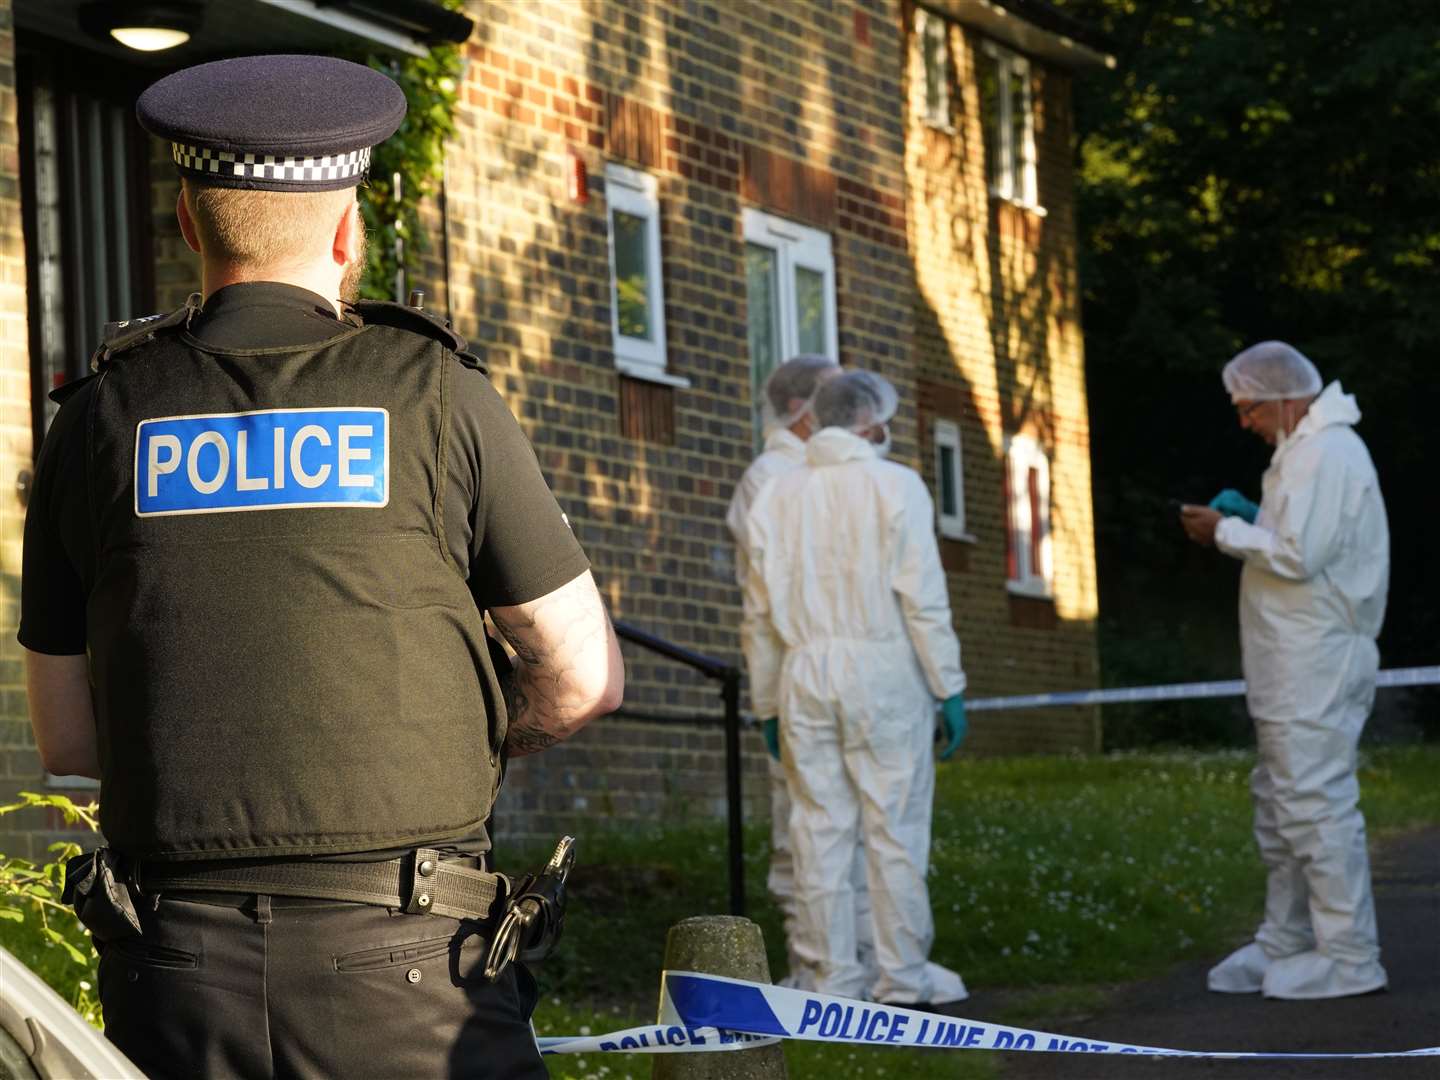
[1207,489,1259,524]
[939,696,967,761]
[762,717,781,761]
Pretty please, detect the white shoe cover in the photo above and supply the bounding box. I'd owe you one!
[1207,942,1271,994]
[922,962,968,1005]
[1261,950,1387,1000]
[874,962,968,1006]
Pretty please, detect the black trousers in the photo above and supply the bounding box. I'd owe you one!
[98,892,547,1079]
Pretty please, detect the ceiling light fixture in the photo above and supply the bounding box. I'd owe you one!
[79,2,205,53]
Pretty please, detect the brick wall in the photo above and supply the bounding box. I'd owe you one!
[489,719,770,849]
[440,0,915,697]
[430,0,927,837]
[149,135,200,312]
[408,0,1104,833]
[903,8,1101,752]
[0,0,38,857]
[1,0,1105,855]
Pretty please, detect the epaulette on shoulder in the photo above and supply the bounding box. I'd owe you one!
[90,293,202,372]
[49,372,98,405]
[347,300,489,375]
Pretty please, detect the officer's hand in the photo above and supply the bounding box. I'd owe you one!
[1181,505,1223,547]
[1207,488,1259,524]
[762,717,781,761]
[938,696,967,761]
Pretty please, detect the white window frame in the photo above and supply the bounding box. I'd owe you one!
[605,163,678,385]
[915,7,952,130]
[1005,434,1053,597]
[742,207,839,365]
[932,418,973,541]
[981,41,1041,211]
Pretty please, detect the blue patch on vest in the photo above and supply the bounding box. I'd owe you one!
[135,408,389,517]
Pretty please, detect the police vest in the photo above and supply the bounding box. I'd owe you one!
[79,303,505,859]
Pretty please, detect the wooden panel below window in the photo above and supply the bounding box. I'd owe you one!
[939,539,970,573]
[606,94,664,170]
[1008,592,1057,630]
[618,374,675,444]
[741,144,836,229]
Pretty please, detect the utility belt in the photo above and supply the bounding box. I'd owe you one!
[63,837,576,982]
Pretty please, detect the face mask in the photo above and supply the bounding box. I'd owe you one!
[857,422,890,458]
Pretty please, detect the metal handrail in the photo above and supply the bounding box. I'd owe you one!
[613,620,732,679]
[608,707,724,725]
[613,620,746,916]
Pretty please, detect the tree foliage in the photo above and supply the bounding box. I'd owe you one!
[1053,0,1440,740]
[353,33,464,302]
[0,793,101,1024]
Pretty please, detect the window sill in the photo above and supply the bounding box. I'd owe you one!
[922,117,955,134]
[989,192,1048,217]
[939,529,977,544]
[616,360,691,389]
[1006,579,1053,600]
[45,773,99,790]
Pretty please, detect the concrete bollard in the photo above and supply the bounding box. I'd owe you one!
[651,915,788,1080]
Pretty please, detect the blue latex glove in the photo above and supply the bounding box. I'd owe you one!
[938,696,967,761]
[1207,489,1259,524]
[761,717,781,761]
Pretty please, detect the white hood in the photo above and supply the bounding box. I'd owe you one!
[1276,381,1360,463]
[806,427,877,467]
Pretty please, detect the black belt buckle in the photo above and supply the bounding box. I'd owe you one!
[482,835,576,981]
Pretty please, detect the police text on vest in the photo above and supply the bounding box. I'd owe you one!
[135,408,390,516]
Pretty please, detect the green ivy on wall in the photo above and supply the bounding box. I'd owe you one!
[356,25,464,302]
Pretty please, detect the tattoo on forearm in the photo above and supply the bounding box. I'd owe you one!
[490,579,613,757]
[498,670,557,752]
[503,717,560,755]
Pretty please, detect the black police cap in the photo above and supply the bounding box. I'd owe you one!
[137,55,407,192]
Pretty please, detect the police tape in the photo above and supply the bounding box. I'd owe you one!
[965,665,1440,712]
[537,971,1440,1059]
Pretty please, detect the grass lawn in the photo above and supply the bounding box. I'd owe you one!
[3,746,1436,1078]
[532,744,1440,1080]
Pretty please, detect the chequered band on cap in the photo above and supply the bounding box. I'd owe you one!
[171,143,371,183]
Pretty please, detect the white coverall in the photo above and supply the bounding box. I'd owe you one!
[1212,382,1389,999]
[728,428,873,988]
[745,427,967,1004]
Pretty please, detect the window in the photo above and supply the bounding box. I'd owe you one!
[932,418,972,540]
[916,8,951,129]
[743,208,838,444]
[1004,435,1052,596]
[19,48,153,445]
[978,42,1039,208]
[605,163,673,382]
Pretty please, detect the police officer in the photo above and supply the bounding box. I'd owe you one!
[19,55,623,1078]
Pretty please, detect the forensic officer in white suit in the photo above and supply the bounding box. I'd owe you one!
[744,370,968,1007]
[727,354,857,987]
[1182,341,1389,1000]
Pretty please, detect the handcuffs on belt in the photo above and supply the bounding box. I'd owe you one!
[483,834,576,981]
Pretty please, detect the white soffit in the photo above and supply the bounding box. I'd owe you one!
[255,0,428,58]
[935,0,1116,71]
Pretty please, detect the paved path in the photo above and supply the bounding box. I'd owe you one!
[972,828,1440,1079]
